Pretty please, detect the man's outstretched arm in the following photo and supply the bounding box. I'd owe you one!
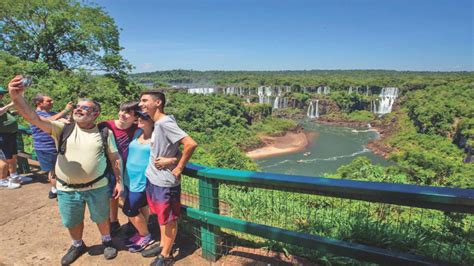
[8,76,53,134]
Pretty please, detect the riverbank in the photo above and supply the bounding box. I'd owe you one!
[246,130,317,160]
[314,118,394,158]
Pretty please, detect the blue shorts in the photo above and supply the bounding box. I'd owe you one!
[35,150,57,172]
[122,186,148,217]
[0,133,17,159]
[57,185,110,228]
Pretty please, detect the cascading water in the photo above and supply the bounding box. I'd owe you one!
[257,86,265,104]
[265,86,273,104]
[188,88,215,94]
[273,95,280,109]
[307,100,319,119]
[376,87,398,114]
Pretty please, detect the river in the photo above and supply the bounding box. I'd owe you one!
[256,121,389,177]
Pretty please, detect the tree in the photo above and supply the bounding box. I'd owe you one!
[0,0,131,74]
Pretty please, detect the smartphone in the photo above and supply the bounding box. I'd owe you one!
[22,76,33,87]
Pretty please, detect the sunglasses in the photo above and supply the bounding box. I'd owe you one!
[75,105,93,111]
[139,114,151,121]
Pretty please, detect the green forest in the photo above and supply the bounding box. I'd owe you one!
[1,0,472,265]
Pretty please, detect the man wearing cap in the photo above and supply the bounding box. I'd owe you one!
[0,86,21,189]
[8,76,123,265]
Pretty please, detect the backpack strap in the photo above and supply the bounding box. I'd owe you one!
[97,123,109,155]
[58,123,76,155]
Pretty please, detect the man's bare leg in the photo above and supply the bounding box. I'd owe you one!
[110,198,119,223]
[0,159,8,180]
[68,222,84,241]
[97,218,111,236]
[6,155,16,175]
[160,221,177,257]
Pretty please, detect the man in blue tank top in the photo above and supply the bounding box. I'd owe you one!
[30,93,73,199]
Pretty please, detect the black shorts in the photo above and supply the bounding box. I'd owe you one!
[0,132,18,159]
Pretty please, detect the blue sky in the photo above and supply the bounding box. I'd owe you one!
[93,0,473,73]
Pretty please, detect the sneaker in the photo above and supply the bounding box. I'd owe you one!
[150,254,174,266]
[124,232,141,247]
[61,244,87,265]
[102,240,117,260]
[9,174,32,184]
[0,179,21,189]
[128,234,155,253]
[141,243,162,258]
[110,221,121,236]
[48,191,57,199]
[0,179,9,187]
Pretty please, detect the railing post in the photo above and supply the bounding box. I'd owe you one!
[198,177,220,261]
[16,128,30,174]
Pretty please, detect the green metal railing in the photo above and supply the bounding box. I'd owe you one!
[182,163,474,265]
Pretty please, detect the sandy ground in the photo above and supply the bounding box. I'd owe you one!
[246,131,316,160]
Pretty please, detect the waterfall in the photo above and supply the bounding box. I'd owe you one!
[371,100,377,113]
[265,87,273,104]
[348,86,353,94]
[257,86,265,104]
[317,86,322,94]
[188,88,215,94]
[307,100,319,119]
[376,87,399,114]
[273,96,280,109]
[273,89,283,109]
[324,87,330,94]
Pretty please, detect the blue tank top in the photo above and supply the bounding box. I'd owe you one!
[124,130,150,192]
[30,111,56,151]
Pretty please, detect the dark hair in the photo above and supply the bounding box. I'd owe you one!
[32,93,46,106]
[119,101,139,115]
[136,111,151,120]
[140,90,166,109]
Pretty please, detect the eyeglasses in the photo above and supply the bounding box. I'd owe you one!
[75,105,93,111]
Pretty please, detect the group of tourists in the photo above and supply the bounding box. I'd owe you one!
[5,75,198,266]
